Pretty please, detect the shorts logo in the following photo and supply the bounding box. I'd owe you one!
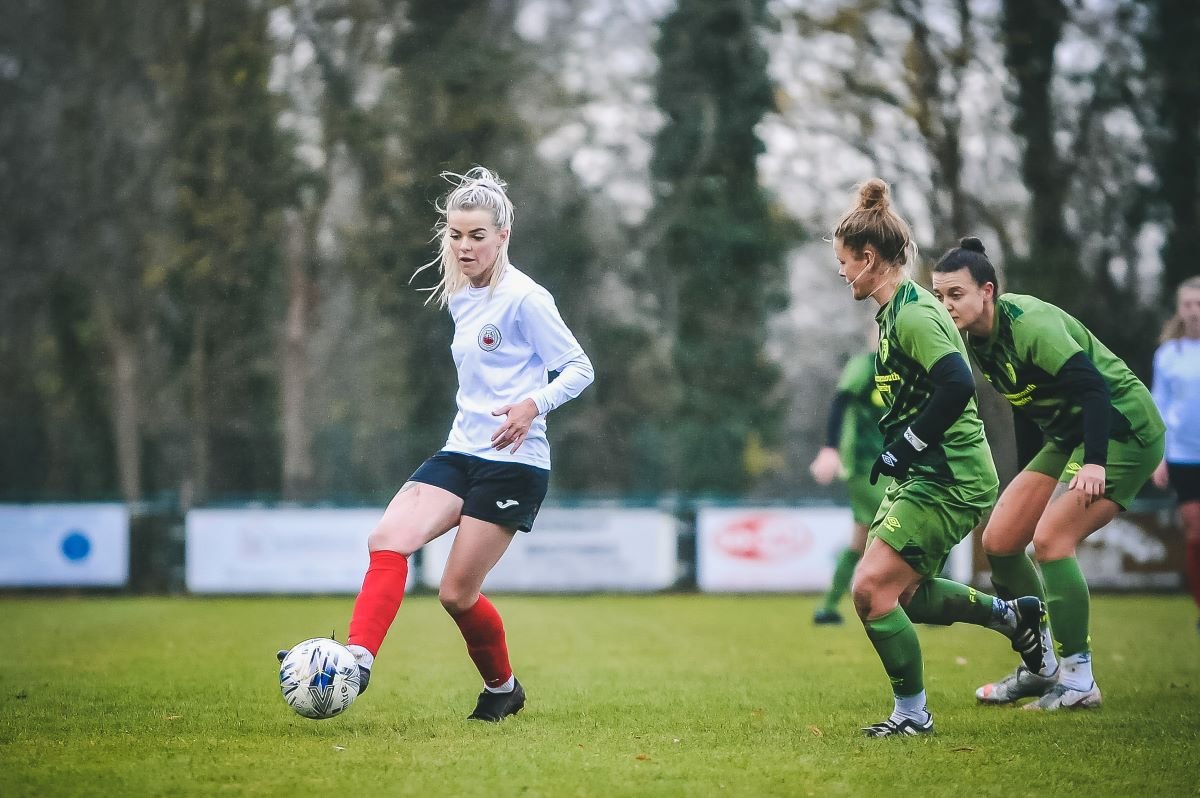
[884,516,901,531]
[496,499,520,509]
[478,324,502,351]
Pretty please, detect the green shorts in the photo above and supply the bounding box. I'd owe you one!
[847,472,888,527]
[1024,431,1166,510]
[868,478,997,578]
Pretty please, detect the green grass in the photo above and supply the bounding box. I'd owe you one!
[2,595,1198,797]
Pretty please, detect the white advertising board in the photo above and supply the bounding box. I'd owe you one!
[186,508,415,594]
[697,506,973,592]
[1073,514,1181,589]
[421,508,678,592]
[0,503,129,587]
[977,511,1182,591]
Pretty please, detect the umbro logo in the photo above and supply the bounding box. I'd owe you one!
[882,452,898,467]
[496,499,520,509]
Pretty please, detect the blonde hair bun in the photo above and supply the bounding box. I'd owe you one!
[857,178,891,211]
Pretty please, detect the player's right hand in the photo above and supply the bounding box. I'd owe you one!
[1152,460,1169,491]
[809,447,842,485]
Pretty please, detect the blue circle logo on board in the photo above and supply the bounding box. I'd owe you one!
[61,531,91,562]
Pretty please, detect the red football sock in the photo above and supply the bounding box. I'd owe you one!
[1187,536,1200,610]
[347,550,408,656]
[450,594,512,688]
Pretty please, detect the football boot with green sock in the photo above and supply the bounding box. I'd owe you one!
[862,710,934,738]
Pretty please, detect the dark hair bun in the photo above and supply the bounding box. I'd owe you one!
[959,236,985,254]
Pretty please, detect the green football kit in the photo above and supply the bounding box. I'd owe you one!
[816,352,886,619]
[837,351,888,525]
[966,294,1166,667]
[869,280,999,578]
[966,293,1165,509]
[857,281,1031,725]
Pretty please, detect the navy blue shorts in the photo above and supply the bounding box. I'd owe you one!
[409,451,550,532]
[1167,462,1200,504]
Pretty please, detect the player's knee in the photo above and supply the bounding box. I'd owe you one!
[851,572,880,619]
[438,583,479,616]
[366,520,423,557]
[980,526,1000,554]
[1030,533,1067,562]
[981,526,1022,556]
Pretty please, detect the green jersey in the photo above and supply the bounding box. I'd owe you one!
[837,351,886,477]
[874,280,997,494]
[967,294,1165,448]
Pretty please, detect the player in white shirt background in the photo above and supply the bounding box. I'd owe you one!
[281,166,594,722]
[1151,275,1200,631]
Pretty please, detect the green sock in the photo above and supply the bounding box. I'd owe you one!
[988,551,1045,601]
[903,578,1002,627]
[863,606,924,697]
[821,549,861,611]
[1040,556,1090,657]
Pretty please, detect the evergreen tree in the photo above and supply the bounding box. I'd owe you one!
[163,1,298,502]
[1145,0,1200,301]
[0,1,188,500]
[647,0,791,495]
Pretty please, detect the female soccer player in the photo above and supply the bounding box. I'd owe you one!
[832,180,1048,738]
[283,167,594,722]
[1151,276,1200,631]
[808,322,886,625]
[931,237,1165,710]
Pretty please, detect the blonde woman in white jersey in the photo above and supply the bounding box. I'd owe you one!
[281,167,594,721]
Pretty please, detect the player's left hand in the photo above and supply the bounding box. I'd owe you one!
[869,436,920,485]
[491,398,539,453]
[1068,463,1106,504]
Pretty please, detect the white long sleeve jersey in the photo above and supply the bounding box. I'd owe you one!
[442,266,593,469]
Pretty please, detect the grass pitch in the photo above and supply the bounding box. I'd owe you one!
[2,594,1198,797]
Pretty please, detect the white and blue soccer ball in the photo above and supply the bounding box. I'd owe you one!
[279,637,361,720]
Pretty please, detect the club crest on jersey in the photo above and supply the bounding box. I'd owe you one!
[477,324,502,351]
[879,338,889,361]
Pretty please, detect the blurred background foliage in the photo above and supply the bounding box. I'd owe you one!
[1,0,1196,505]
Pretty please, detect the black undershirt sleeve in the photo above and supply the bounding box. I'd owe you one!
[1012,410,1044,470]
[824,392,852,448]
[909,352,975,446]
[1054,351,1111,466]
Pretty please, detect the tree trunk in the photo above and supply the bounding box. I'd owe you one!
[189,309,210,506]
[280,209,315,501]
[96,298,143,503]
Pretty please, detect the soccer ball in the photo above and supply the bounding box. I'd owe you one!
[279,637,361,720]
